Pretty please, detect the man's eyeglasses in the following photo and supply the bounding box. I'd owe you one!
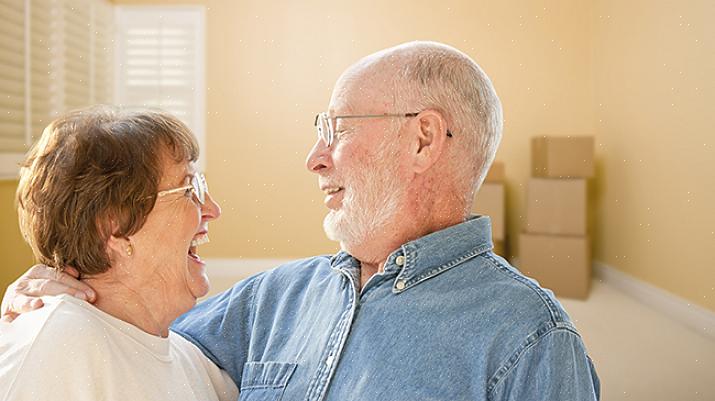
[156,173,208,205]
[313,112,453,148]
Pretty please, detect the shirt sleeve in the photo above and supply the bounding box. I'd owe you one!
[489,327,601,401]
[171,272,265,388]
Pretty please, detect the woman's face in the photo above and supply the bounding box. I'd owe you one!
[129,158,221,310]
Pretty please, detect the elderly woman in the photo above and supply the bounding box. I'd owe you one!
[0,106,238,401]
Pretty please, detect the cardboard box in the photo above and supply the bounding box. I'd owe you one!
[532,136,594,178]
[474,183,504,240]
[518,233,591,299]
[484,161,505,183]
[526,178,586,236]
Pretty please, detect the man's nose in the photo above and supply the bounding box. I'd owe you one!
[305,138,332,174]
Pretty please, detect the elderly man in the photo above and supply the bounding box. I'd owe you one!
[3,41,599,400]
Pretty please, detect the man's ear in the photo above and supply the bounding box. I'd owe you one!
[409,110,449,174]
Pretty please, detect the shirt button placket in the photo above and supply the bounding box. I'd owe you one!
[306,270,358,401]
[394,255,407,290]
[395,255,405,266]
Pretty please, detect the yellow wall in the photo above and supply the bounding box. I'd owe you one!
[591,0,715,311]
[112,0,596,260]
[3,0,713,312]
[0,181,34,289]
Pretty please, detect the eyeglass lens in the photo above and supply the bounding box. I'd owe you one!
[316,113,333,147]
[191,174,207,204]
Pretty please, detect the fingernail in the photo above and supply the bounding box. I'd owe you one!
[76,292,88,301]
[86,290,96,300]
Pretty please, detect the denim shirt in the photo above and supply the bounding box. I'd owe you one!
[172,216,600,401]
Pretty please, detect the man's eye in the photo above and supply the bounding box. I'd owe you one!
[334,130,349,141]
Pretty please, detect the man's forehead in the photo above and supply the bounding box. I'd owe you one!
[329,70,393,114]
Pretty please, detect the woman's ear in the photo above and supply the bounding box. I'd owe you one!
[106,235,132,260]
[409,110,449,174]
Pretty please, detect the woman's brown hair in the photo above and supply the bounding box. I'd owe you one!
[17,106,199,275]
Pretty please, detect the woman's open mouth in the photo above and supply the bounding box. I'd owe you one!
[188,233,209,264]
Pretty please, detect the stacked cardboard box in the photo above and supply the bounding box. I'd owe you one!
[474,161,506,256]
[520,137,594,299]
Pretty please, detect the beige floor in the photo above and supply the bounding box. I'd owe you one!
[560,281,715,401]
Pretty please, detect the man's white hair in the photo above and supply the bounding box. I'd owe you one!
[364,41,504,214]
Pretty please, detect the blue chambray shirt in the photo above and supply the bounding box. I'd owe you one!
[172,216,600,401]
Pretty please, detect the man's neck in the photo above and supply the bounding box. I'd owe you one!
[349,215,466,288]
[359,261,381,290]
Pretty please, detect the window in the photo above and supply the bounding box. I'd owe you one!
[0,2,204,177]
[115,6,206,170]
[0,0,114,179]
[0,0,30,177]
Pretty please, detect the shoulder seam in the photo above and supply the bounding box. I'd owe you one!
[482,253,565,323]
[486,324,582,398]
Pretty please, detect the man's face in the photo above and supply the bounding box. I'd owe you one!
[306,74,410,248]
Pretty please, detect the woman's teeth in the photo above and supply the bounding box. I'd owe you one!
[191,234,209,247]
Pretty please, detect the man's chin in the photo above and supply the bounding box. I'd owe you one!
[323,210,346,242]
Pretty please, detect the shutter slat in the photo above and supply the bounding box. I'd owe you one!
[0,0,24,12]
[0,76,24,96]
[0,63,24,82]
[0,48,25,72]
[0,2,24,25]
[0,122,25,137]
[0,35,25,56]
[0,110,25,124]
[0,100,24,112]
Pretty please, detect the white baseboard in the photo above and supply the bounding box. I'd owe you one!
[594,261,715,341]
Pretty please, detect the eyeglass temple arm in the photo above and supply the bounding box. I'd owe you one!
[314,112,452,136]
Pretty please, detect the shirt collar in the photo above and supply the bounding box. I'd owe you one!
[331,215,494,293]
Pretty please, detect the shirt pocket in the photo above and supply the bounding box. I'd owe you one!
[238,361,297,401]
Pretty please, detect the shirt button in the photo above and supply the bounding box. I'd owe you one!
[395,255,405,266]
[326,354,335,367]
[395,279,406,290]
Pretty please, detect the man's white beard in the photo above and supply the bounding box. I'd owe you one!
[323,147,404,248]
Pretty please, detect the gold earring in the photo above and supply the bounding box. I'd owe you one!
[126,243,134,256]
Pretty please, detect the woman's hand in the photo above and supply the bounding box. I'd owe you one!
[1,265,96,322]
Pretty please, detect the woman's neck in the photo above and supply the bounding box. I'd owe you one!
[83,273,176,338]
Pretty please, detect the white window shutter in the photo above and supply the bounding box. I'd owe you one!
[44,0,114,124]
[60,0,92,110]
[30,0,54,139]
[0,0,28,152]
[115,6,206,170]
[0,0,114,178]
[92,0,114,105]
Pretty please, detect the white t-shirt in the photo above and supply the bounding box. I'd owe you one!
[0,294,238,401]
